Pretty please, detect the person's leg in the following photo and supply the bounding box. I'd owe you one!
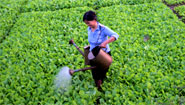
[91,68,103,90]
[100,51,111,83]
[91,51,111,91]
[100,68,108,83]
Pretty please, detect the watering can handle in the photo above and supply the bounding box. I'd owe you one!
[69,39,85,57]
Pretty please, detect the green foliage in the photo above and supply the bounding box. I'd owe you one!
[164,0,185,5]
[0,1,185,105]
[175,5,185,16]
[0,0,27,10]
[97,2,185,104]
[175,5,185,22]
[0,6,97,104]
[0,0,27,42]
[21,0,161,12]
[0,8,18,42]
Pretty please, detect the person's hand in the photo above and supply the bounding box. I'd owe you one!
[100,42,106,48]
[99,36,116,48]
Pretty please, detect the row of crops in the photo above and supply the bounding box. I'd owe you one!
[1,0,161,11]
[164,0,185,5]
[0,0,161,43]
[175,5,185,22]
[3,0,185,12]
[0,8,18,42]
[164,0,185,22]
[1,0,185,43]
[1,0,185,104]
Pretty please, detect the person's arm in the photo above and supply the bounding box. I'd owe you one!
[100,26,119,48]
[100,36,116,48]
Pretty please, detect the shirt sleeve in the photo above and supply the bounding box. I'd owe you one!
[103,26,119,40]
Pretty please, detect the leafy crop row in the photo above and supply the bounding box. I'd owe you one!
[175,5,185,22]
[164,0,185,5]
[0,8,18,42]
[0,0,28,42]
[21,0,161,12]
[97,2,185,104]
[0,0,26,10]
[0,7,96,104]
[0,0,161,43]
[0,2,185,105]
[0,0,161,13]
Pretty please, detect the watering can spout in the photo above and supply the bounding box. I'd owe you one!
[69,69,75,75]
[69,66,96,76]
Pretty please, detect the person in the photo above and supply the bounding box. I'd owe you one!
[83,10,119,91]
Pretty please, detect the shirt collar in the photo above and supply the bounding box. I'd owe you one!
[88,22,101,31]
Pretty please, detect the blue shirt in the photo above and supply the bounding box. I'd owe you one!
[88,22,119,53]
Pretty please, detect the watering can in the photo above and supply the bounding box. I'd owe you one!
[69,39,112,75]
[69,66,96,75]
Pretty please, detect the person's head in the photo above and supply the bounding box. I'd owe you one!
[83,10,97,28]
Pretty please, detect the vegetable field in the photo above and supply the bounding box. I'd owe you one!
[0,0,185,105]
[164,0,185,5]
[175,5,185,22]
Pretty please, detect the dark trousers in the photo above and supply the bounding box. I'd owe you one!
[91,52,111,84]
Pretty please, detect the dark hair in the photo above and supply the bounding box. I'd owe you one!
[83,10,97,21]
